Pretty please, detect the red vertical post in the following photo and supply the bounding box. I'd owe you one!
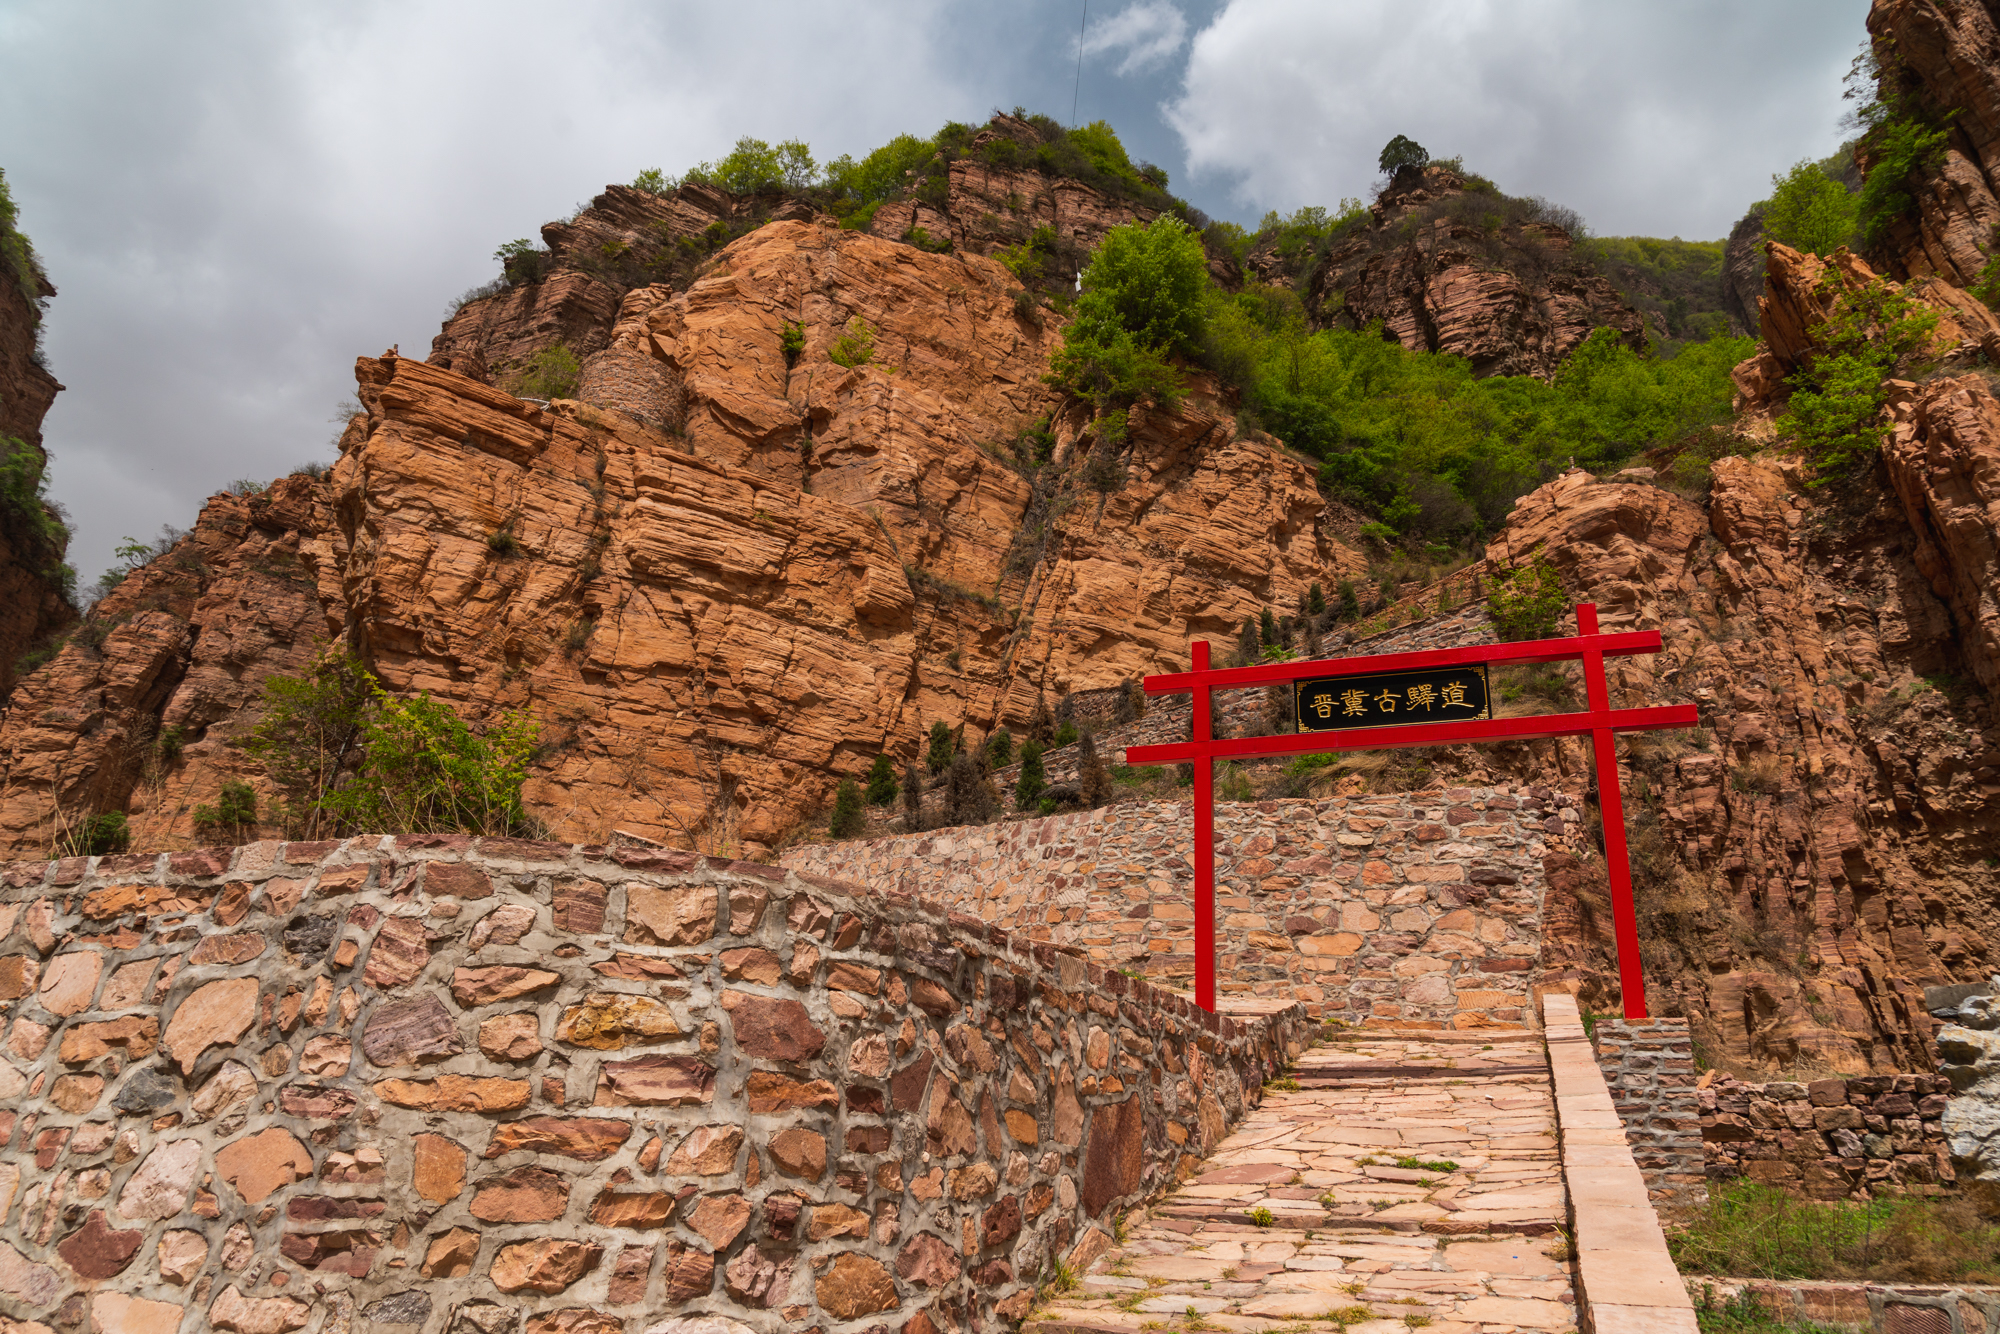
[1576,604,1648,1020]
[1191,640,1216,1014]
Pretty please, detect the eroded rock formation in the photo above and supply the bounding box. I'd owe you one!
[1302,165,1646,379]
[0,221,1358,858]
[1863,0,2000,284]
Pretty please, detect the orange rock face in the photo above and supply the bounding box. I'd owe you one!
[1304,166,1645,379]
[1486,417,2000,1071]
[1862,0,2000,284]
[0,214,1356,858]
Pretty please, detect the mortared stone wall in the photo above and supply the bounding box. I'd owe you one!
[0,836,1307,1334]
[780,790,1552,1028]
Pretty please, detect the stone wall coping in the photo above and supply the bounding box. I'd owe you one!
[1544,992,1698,1334]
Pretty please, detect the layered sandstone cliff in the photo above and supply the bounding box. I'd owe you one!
[0,220,1358,859]
[430,115,1160,399]
[1300,166,1646,379]
[1864,0,2000,283]
[1481,245,2000,1076]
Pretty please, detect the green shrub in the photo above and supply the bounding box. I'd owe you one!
[864,754,899,806]
[631,168,670,195]
[901,761,925,832]
[829,317,877,369]
[486,525,522,557]
[1858,115,1950,245]
[903,225,951,254]
[0,168,45,314]
[1488,551,1567,641]
[1069,216,1209,358]
[925,720,955,774]
[514,344,581,400]
[683,137,817,194]
[319,685,538,837]
[1053,721,1078,749]
[0,435,69,567]
[1015,740,1046,809]
[829,778,865,837]
[780,320,805,365]
[493,238,546,285]
[193,779,258,839]
[1670,1180,2000,1282]
[987,729,1014,767]
[1776,272,1939,483]
[1760,159,1859,258]
[68,811,130,857]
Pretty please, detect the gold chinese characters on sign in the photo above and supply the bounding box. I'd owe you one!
[1295,665,1492,733]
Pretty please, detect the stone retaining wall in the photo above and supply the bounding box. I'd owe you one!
[781,790,1553,1028]
[1591,1018,1707,1212]
[1700,1073,1955,1198]
[0,837,1308,1334]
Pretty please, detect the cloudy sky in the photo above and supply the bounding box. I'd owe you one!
[1,0,1867,587]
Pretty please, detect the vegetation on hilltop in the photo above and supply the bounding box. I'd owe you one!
[1052,210,1751,551]
[1586,236,1735,352]
[643,111,1184,235]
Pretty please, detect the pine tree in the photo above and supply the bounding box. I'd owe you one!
[988,728,1014,767]
[863,754,899,806]
[1015,741,1046,810]
[1237,617,1259,665]
[1338,579,1360,621]
[1027,695,1055,746]
[1078,731,1111,807]
[829,779,865,837]
[925,721,955,774]
[945,752,997,826]
[1259,605,1278,646]
[902,762,925,832]
[1308,581,1327,616]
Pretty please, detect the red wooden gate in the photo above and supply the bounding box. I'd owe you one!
[1124,604,1695,1020]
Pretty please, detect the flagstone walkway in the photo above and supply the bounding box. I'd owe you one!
[1029,1030,1579,1334]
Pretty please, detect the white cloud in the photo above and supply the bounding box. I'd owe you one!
[1083,1,1190,77]
[1165,0,1870,239]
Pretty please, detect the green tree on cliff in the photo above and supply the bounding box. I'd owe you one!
[1015,741,1047,810]
[829,778,865,837]
[1761,159,1859,258]
[1378,134,1429,177]
[863,754,899,806]
[925,721,955,774]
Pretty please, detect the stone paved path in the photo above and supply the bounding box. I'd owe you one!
[1029,1031,1578,1334]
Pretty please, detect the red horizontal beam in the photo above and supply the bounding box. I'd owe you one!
[1125,703,1699,765]
[1142,629,1666,694]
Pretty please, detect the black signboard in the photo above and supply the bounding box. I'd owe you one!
[1295,664,1491,733]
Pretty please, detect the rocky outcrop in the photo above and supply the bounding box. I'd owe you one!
[0,477,334,848]
[431,115,1158,397]
[0,227,75,698]
[865,116,1157,268]
[1478,379,2000,1074]
[1304,165,1646,379]
[1934,976,2000,1210]
[1863,0,2000,283]
[1722,207,1767,337]
[0,221,1359,858]
[1729,242,2000,412]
